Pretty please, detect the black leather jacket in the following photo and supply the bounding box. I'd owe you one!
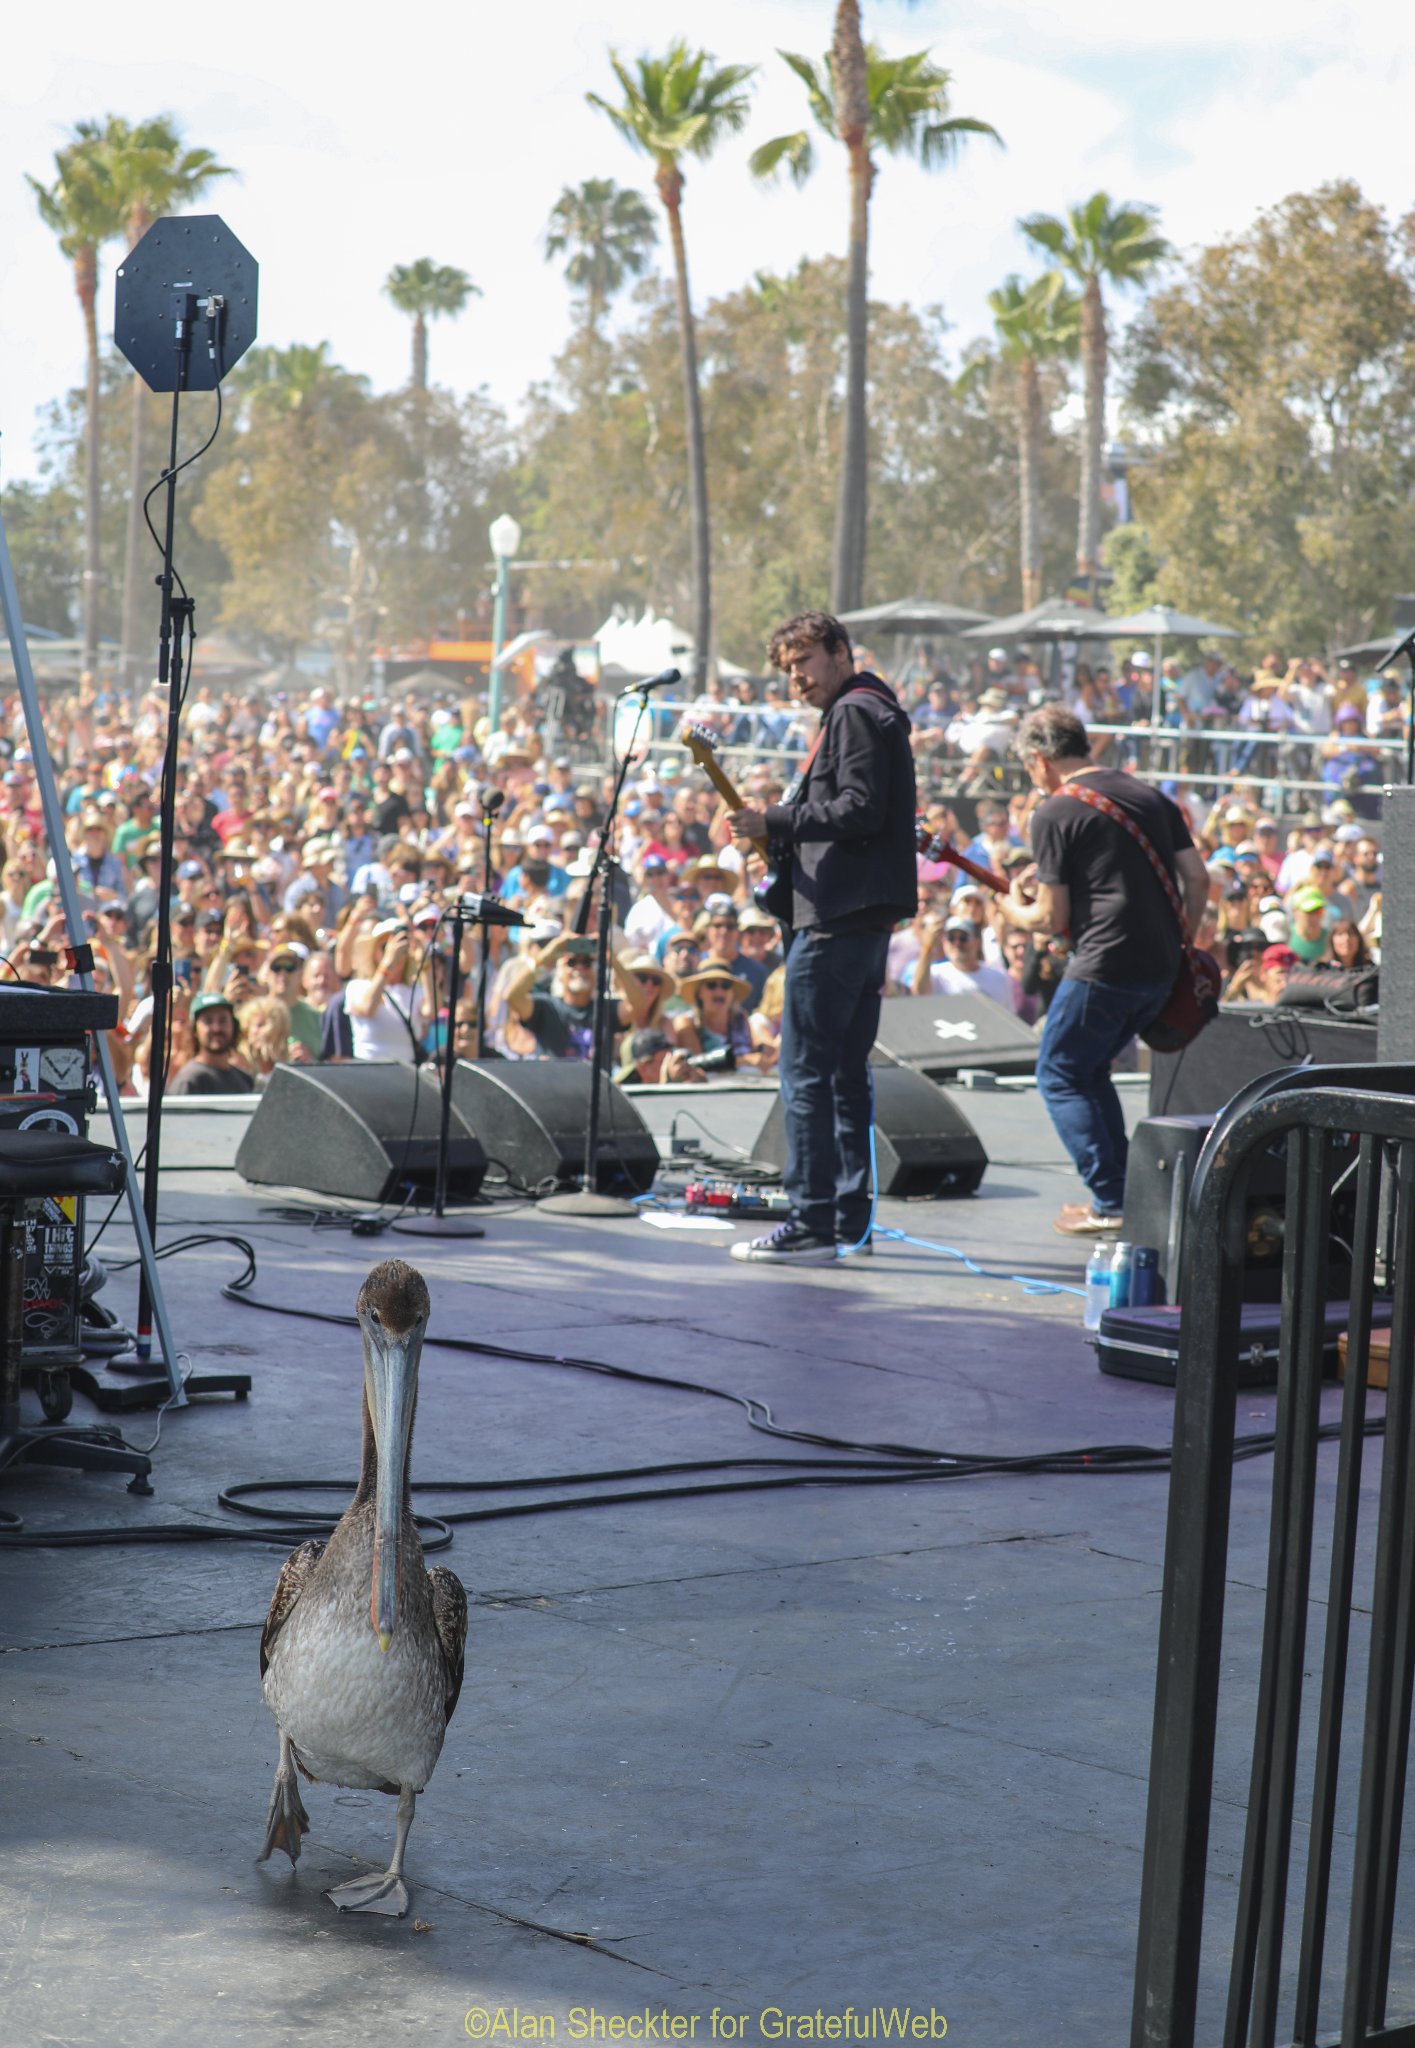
[764,675,918,931]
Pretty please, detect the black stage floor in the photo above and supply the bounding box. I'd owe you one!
[0,1080,1390,2046]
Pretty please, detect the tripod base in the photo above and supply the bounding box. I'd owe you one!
[0,1422,153,1494]
[390,1214,486,1240]
[538,1188,640,1219]
[73,1360,251,1412]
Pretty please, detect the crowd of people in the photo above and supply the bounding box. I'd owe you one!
[0,645,1387,1099]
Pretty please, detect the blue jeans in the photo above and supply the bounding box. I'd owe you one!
[1036,973,1171,1215]
[779,927,890,1242]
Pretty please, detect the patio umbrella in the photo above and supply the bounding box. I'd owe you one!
[961,596,1111,641]
[1093,604,1239,729]
[837,597,994,636]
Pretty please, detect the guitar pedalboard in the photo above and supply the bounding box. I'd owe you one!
[683,1180,793,1217]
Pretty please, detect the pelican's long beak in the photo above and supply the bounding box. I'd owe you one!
[365,1323,421,1653]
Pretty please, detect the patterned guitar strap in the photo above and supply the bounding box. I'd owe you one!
[1060,779,1205,996]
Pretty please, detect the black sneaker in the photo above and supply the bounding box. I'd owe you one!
[836,1237,873,1258]
[730,1220,838,1265]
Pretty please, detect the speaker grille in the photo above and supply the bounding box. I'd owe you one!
[448,1060,659,1195]
[236,1062,488,1203]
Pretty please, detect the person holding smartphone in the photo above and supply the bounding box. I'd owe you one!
[345,919,424,1062]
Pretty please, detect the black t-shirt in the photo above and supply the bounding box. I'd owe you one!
[374,791,412,836]
[1030,768,1193,987]
[526,993,596,1059]
[168,1057,255,1096]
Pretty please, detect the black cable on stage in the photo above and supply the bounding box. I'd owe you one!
[0,1251,1386,1549]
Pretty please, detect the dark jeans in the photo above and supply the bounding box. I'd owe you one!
[779,926,890,1242]
[1036,972,1171,1215]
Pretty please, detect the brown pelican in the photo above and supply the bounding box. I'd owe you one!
[257,1259,467,1916]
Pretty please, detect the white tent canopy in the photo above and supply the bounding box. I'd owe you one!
[592,607,748,681]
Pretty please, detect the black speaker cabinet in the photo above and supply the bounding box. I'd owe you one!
[1150,1004,1380,1119]
[1122,1111,1353,1306]
[752,1066,987,1197]
[236,1062,488,1203]
[872,992,1039,1078]
[447,1060,659,1196]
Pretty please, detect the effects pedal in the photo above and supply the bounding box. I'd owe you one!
[683,1179,793,1217]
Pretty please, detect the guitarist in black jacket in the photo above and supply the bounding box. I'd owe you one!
[727,610,917,1264]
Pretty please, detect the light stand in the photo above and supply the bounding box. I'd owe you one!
[391,902,485,1241]
[112,215,258,1377]
[539,686,653,1219]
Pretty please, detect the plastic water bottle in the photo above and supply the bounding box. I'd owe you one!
[1109,1242,1135,1311]
[1084,1245,1111,1330]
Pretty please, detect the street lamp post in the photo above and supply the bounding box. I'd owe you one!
[487,513,521,736]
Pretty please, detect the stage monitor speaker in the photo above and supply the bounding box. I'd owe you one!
[235,1062,488,1204]
[447,1059,659,1196]
[752,1066,988,1197]
[1150,1004,1380,1119]
[872,993,1039,1079]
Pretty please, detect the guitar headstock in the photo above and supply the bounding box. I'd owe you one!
[681,723,720,771]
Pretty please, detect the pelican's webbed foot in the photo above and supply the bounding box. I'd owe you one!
[258,1733,311,1865]
[325,1869,411,1917]
[325,1785,417,1916]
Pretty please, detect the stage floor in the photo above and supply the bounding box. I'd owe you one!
[0,1080,1383,2046]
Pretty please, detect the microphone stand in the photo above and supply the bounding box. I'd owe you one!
[538,684,654,1218]
[392,903,485,1240]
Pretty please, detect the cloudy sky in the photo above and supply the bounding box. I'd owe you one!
[2,0,1409,490]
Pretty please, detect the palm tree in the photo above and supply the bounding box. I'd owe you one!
[27,126,125,672]
[588,41,755,687]
[752,17,999,611]
[544,179,658,338]
[1020,193,1168,587]
[988,275,1080,608]
[382,260,480,393]
[101,116,233,692]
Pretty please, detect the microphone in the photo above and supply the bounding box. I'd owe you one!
[617,666,681,696]
[478,785,506,815]
[455,894,526,928]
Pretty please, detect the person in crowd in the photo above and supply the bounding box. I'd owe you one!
[258,944,321,1059]
[910,913,1015,1009]
[1287,887,1334,966]
[670,956,777,1072]
[345,918,424,1062]
[617,1026,707,1085]
[168,992,254,1096]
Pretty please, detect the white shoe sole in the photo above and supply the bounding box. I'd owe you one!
[729,1240,838,1265]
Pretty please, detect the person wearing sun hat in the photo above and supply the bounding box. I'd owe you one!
[670,956,776,1072]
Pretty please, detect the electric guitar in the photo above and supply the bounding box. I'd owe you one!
[681,724,793,921]
[915,822,1010,896]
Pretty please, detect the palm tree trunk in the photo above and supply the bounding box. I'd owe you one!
[661,175,711,688]
[831,0,870,614]
[1019,357,1043,611]
[119,204,154,693]
[1077,275,1106,585]
[412,313,428,393]
[119,375,151,691]
[75,246,102,674]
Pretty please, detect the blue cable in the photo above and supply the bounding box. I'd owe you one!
[836,1070,1086,1299]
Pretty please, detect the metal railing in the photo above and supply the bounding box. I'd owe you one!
[1133,1065,1415,2047]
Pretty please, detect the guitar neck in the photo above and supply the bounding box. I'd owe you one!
[695,755,746,811]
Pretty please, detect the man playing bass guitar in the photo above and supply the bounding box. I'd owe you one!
[726,610,917,1264]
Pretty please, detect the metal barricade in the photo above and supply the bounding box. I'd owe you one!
[1133,1067,1415,2046]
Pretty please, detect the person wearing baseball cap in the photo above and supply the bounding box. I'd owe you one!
[168,992,253,1096]
[1288,886,1333,964]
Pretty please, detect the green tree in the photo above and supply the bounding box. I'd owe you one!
[26,125,126,671]
[382,259,480,393]
[985,274,1079,608]
[0,478,83,637]
[1122,180,1415,654]
[93,115,234,692]
[510,260,1046,665]
[544,179,658,338]
[1020,191,1168,586]
[751,21,999,610]
[1100,523,1160,617]
[587,40,755,685]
